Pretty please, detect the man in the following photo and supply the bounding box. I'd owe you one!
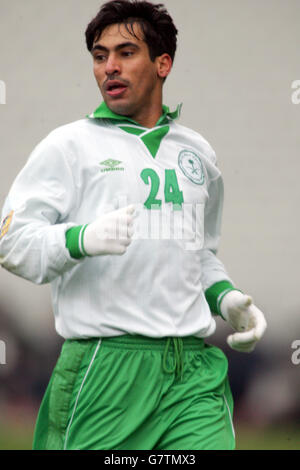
[0,0,266,450]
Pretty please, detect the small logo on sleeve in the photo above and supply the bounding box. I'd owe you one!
[0,211,14,239]
[99,159,124,172]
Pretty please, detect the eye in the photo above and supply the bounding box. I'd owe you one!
[122,51,134,57]
[94,55,106,62]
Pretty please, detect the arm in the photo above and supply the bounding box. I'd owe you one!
[200,169,237,311]
[0,138,80,284]
[201,160,267,352]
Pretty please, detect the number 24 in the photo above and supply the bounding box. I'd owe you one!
[140,168,184,210]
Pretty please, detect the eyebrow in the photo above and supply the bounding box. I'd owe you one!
[91,42,140,54]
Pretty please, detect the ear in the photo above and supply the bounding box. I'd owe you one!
[156,53,173,79]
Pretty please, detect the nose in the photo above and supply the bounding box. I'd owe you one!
[105,53,121,76]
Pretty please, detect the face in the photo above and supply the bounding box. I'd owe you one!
[91,22,172,125]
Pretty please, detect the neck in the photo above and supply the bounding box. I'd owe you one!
[126,87,164,128]
[131,107,162,128]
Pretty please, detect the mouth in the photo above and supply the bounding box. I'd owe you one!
[105,80,128,98]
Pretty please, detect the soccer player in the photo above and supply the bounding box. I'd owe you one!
[0,0,267,450]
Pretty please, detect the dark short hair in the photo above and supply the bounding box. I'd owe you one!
[85,0,178,63]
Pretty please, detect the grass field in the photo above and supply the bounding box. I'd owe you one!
[235,425,300,450]
[0,421,299,450]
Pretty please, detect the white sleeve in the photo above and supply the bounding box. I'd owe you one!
[0,137,80,284]
[200,166,235,291]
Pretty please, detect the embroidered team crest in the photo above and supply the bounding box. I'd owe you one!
[178,150,205,185]
[0,211,14,239]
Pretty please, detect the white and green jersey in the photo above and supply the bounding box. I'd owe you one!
[0,102,235,340]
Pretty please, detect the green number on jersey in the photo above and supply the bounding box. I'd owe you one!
[164,169,184,210]
[140,169,162,209]
[141,168,184,210]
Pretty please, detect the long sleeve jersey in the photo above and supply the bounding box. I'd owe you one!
[0,102,235,339]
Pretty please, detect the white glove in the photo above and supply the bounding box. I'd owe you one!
[220,290,267,353]
[83,205,135,256]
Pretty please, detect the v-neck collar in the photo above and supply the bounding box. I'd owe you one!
[87,101,182,158]
[88,101,182,127]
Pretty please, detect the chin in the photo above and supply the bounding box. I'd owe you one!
[104,98,133,117]
[107,100,135,118]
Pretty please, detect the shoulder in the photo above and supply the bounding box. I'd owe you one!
[44,118,104,147]
[29,118,109,164]
[23,119,99,168]
[170,121,217,165]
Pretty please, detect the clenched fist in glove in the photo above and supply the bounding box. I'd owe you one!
[220,290,267,353]
[83,205,135,256]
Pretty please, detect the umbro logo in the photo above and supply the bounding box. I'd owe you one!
[99,159,125,172]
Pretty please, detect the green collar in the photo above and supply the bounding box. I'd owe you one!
[88,101,182,128]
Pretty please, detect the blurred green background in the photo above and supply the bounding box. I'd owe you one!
[0,421,299,450]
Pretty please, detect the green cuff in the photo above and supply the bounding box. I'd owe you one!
[65,224,89,259]
[205,280,237,319]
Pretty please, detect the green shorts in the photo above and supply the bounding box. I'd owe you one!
[32,335,235,450]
